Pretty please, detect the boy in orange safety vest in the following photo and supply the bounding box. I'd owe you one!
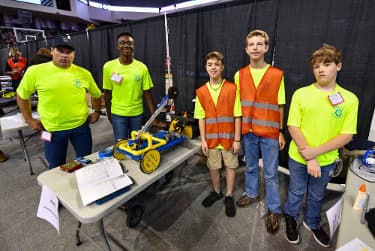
[194,51,241,217]
[235,30,286,233]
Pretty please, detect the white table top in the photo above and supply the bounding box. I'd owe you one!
[336,158,375,248]
[0,112,39,131]
[37,139,201,224]
[0,112,39,140]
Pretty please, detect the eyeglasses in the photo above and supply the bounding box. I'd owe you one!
[119,41,134,46]
[328,159,343,178]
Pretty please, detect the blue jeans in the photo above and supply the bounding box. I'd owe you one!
[284,158,335,229]
[111,113,143,141]
[242,132,281,213]
[44,121,92,169]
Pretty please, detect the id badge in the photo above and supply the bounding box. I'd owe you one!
[110,73,123,84]
[40,131,52,142]
[328,92,344,106]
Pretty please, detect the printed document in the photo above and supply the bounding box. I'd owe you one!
[75,158,133,206]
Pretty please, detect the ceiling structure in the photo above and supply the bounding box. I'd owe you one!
[85,0,236,23]
[0,0,237,33]
[99,1,189,8]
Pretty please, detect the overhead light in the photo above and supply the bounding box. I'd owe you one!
[88,1,158,13]
[89,1,103,8]
[175,1,196,9]
[15,0,41,4]
[78,0,88,4]
[160,4,176,13]
[176,0,220,9]
[88,0,221,14]
[106,6,159,13]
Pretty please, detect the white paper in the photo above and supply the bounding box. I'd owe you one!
[75,158,133,206]
[326,195,344,239]
[36,185,59,234]
[336,238,374,251]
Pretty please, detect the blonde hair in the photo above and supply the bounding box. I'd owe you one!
[205,51,224,65]
[246,30,269,46]
[310,44,342,66]
[9,48,21,57]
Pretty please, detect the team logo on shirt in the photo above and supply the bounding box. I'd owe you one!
[134,75,141,84]
[73,79,82,88]
[333,106,344,118]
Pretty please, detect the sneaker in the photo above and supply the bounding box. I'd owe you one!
[284,214,299,244]
[303,221,331,248]
[236,194,259,208]
[0,151,8,162]
[224,196,236,217]
[202,191,223,207]
[265,210,280,234]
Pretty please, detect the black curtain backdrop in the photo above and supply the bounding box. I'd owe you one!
[1,0,374,166]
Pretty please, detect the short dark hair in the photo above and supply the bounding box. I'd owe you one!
[205,51,224,65]
[116,32,134,41]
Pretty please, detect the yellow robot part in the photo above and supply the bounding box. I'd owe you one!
[140,149,161,174]
[112,139,128,160]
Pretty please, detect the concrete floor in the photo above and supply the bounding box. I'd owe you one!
[0,109,342,251]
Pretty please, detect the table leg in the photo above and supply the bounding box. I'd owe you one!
[76,221,82,246]
[17,129,34,175]
[98,219,112,251]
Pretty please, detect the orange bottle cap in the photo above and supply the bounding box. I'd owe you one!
[359,183,366,192]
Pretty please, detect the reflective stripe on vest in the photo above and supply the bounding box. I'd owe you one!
[241,101,279,111]
[196,80,237,149]
[239,66,283,139]
[206,117,234,124]
[206,132,235,139]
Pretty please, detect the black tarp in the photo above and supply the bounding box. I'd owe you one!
[1,0,374,166]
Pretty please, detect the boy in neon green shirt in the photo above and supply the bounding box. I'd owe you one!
[103,32,163,141]
[284,44,358,247]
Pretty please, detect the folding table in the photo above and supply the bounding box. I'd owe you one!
[37,139,201,251]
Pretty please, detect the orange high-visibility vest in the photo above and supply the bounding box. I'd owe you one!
[239,66,283,139]
[7,57,27,81]
[196,80,237,149]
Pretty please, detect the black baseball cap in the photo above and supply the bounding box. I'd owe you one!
[51,36,75,50]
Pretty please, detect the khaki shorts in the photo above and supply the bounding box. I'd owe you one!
[207,149,238,170]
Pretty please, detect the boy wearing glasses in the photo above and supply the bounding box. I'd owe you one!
[103,32,163,141]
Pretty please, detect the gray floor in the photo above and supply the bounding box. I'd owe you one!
[0,109,342,251]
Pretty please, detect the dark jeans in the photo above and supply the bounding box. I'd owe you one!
[111,113,143,141]
[284,158,336,229]
[44,120,92,169]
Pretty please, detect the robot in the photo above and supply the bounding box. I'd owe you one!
[112,87,191,174]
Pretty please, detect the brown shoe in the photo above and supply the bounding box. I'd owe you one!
[0,151,8,162]
[265,211,280,234]
[236,194,259,208]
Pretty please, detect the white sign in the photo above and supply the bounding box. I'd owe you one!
[336,238,374,251]
[36,185,59,234]
[326,195,343,239]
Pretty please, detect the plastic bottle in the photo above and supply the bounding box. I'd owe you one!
[353,183,368,210]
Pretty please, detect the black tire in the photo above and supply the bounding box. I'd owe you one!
[126,205,145,228]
